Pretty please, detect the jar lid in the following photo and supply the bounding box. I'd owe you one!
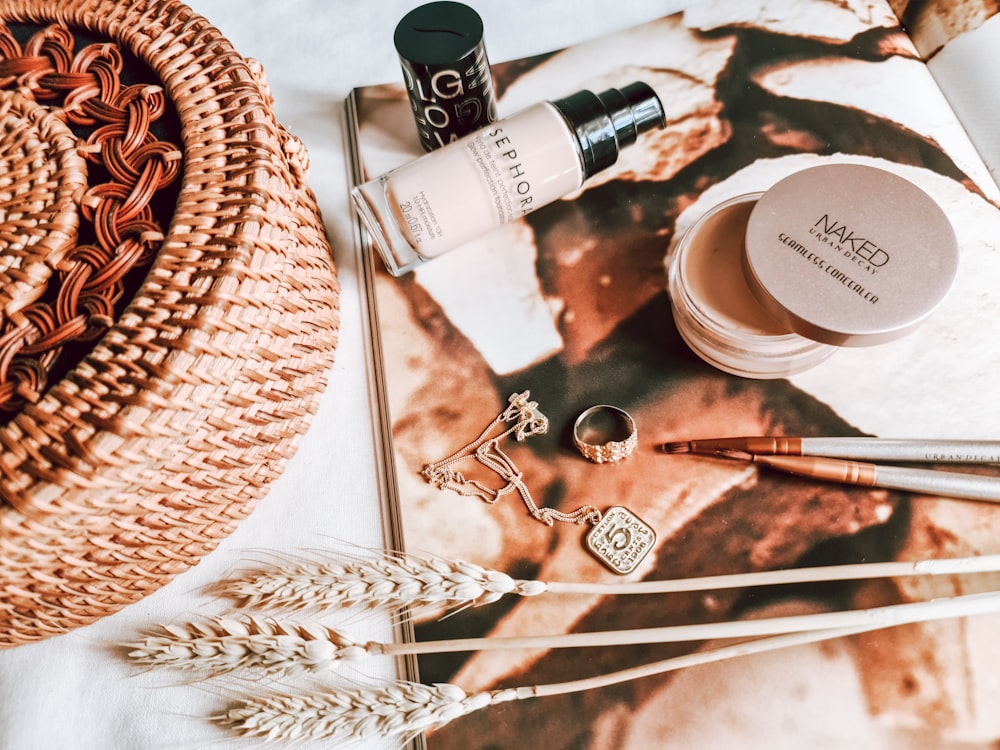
[743,163,958,346]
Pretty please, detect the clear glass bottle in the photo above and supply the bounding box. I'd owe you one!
[352,81,665,275]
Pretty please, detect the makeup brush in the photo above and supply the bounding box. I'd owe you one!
[717,449,1000,502]
[661,436,1000,464]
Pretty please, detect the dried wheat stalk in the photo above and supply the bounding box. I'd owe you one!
[131,590,1000,677]
[214,550,546,616]
[215,679,488,744]
[127,618,369,675]
[217,595,1000,745]
[215,548,1000,615]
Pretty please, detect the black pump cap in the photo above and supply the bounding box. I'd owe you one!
[551,81,665,178]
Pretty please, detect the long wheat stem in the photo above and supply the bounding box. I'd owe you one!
[215,550,1000,615]
[222,632,868,743]
[545,553,1000,595]
[131,589,1000,675]
[374,589,1000,656]
[218,589,1000,745]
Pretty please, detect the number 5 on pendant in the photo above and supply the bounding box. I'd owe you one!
[585,506,656,575]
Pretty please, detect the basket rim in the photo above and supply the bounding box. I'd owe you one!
[0,0,307,492]
[0,0,340,646]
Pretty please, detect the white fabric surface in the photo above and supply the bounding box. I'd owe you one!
[0,2,680,748]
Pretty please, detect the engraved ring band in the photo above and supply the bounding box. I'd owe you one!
[572,405,638,463]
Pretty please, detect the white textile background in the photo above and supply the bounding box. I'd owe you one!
[0,2,685,749]
[3,1,999,748]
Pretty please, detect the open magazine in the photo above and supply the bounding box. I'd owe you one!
[345,1,1000,748]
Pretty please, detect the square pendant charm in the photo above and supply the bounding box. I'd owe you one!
[585,506,656,575]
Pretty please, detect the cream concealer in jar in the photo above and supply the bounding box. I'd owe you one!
[668,163,959,379]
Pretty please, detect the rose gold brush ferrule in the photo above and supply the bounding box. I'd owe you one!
[753,454,878,486]
[689,436,804,455]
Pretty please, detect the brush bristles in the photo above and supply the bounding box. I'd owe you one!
[658,441,692,454]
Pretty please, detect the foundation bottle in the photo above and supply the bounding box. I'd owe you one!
[353,81,665,275]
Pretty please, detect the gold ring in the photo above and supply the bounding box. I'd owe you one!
[572,405,638,463]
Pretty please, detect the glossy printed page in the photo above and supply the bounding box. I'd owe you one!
[890,0,1000,58]
[350,2,1000,748]
[888,0,1000,181]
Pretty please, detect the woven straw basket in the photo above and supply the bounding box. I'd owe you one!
[0,0,339,646]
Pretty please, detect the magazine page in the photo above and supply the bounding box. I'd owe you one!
[929,22,1000,183]
[889,1,1000,182]
[348,1,1000,748]
[890,0,1000,57]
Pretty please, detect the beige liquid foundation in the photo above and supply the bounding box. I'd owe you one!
[353,81,665,275]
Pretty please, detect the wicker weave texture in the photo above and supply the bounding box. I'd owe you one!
[0,91,86,322]
[0,0,340,646]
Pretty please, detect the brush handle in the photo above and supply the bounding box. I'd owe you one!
[755,455,1000,502]
[681,437,1000,463]
[801,438,1000,463]
[873,463,1000,502]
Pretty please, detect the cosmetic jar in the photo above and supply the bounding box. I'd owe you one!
[394,1,497,151]
[668,163,959,379]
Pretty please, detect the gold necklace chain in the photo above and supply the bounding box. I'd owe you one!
[421,391,601,526]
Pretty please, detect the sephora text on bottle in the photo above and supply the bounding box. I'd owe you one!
[352,81,665,275]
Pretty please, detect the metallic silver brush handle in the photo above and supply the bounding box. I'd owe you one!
[873,464,1000,502]
[803,438,1000,464]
